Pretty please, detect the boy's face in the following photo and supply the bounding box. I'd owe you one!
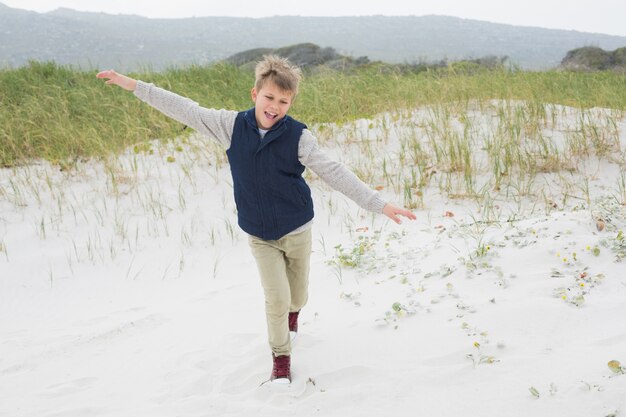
[251,82,294,130]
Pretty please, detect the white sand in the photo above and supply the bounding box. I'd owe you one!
[1,103,625,417]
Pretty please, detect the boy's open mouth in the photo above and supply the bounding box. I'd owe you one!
[265,111,278,120]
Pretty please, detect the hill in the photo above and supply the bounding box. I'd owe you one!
[560,46,626,71]
[1,3,626,71]
[224,43,370,70]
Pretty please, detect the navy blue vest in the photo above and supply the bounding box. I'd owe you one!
[226,108,314,240]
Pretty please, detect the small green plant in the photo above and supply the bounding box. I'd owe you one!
[339,291,362,307]
[600,230,626,262]
[466,341,499,368]
[553,268,605,307]
[133,142,152,154]
[330,235,375,268]
[379,301,417,328]
[473,241,492,258]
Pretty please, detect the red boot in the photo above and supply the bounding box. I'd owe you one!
[271,354,291,384]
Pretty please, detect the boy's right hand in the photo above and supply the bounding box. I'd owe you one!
[96,70,137,92]
[383,203,417,224]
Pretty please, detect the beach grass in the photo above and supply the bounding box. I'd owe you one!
[1,60,625,168]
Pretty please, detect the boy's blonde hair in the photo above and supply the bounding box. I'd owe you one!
[255,55,303,96]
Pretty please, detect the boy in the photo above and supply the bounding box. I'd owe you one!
[96,56,415,384]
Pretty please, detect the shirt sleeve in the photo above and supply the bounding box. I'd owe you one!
[133,80,237,149]
[298,129,387,214]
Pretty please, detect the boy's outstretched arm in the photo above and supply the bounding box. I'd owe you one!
[96,70,137,91]
[299,130,416,225]
[383,204,416,224]
[95,70,236,149]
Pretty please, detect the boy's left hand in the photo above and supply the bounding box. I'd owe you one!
[383,204,417,224]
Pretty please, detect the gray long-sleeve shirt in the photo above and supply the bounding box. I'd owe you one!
[133,81,386,234]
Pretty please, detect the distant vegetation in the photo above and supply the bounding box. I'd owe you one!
[225,43,508,74]
[225,43,370,71]
[1,55,625,168]
[560,46,626,72]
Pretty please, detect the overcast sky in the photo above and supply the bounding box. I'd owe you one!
[3,0,626,37]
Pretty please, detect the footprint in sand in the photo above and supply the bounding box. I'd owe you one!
[594,333,626,346]
[42,406,109,417]
[420,350,470,367]
[40,377,98,398]
[153,349,227,404]
[217,332,267,360]
[219,352,269,394]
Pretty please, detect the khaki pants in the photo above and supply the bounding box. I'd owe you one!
[248,228,312,356]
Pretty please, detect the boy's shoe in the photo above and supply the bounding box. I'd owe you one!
[288,311,299,341]
[271,354,291,384]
